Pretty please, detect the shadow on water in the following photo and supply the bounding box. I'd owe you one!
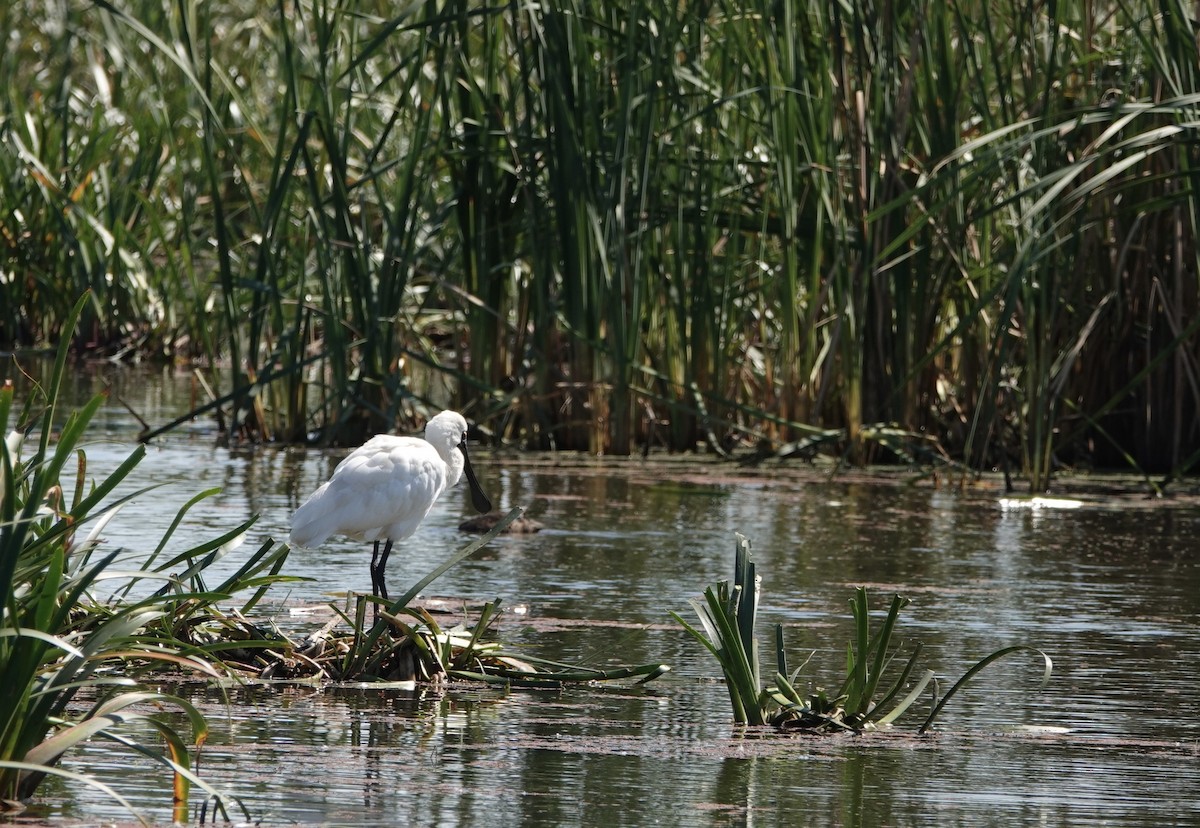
[4,362,1200,826]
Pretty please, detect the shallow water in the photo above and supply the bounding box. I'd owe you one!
[5,363,1200,826]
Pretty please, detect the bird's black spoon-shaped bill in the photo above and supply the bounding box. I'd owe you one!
[459,439,493,514]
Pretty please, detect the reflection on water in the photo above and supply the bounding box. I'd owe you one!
[5,363,1200,826]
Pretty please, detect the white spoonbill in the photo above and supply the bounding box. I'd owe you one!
[288,410,492,605]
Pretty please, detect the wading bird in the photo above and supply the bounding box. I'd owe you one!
[288,410,492,609]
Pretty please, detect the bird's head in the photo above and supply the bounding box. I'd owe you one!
[425,410,492,513]
[424,410,470,451]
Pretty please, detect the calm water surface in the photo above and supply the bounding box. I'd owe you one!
[6,363,1200,827]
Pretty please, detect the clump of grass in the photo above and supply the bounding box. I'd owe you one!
[671,534,768,724]
[0,296,266,821]
[767,589,942,734]
[242,593,669,689]
[242,507,670,687]
[675,534,1052,733]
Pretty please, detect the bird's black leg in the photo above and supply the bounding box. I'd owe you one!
[376,539,393,601]
[369,541,381,598]
[369,539,394,625]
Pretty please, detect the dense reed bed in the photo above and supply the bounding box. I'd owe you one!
[3,0,1198,488]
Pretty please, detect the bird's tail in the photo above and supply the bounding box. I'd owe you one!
[288,483,337,548]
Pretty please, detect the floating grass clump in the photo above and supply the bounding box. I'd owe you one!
[236,594,669,689]
[244,508,670,688]
[675,534,1052,734]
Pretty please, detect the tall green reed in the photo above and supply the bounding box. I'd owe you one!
[4,0,1200,484]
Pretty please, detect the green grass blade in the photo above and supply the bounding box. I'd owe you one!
[918,645,1053,734]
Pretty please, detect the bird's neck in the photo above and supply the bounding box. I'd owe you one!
[443,446,465,486]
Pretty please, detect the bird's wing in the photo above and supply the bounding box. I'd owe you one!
[328,435,426,479]
[346,448,448,541]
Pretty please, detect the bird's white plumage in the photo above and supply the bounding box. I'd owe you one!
[288,412,470,549]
